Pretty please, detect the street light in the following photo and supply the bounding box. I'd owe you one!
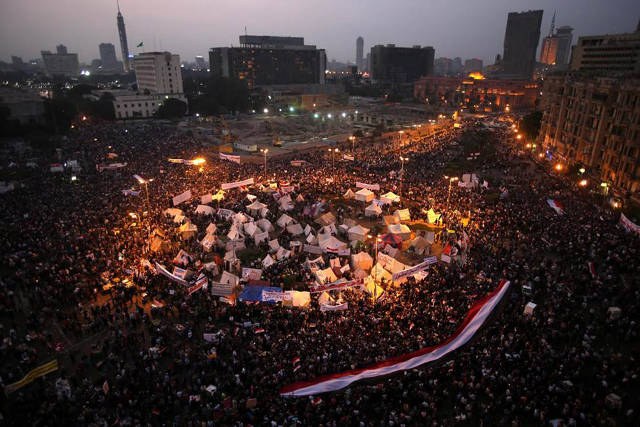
[260,148,268,176]
[399,156,409,197]
[579,179,588,187]
[554,163,564,172]
[349,135,356,152]
[445,176,459,207]
[328,148,339,169]
[134,174,153,251]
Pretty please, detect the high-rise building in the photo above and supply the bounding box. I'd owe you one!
[356,36,364,71]
[365,52,371,72]
[41,47,79,77]
[452,57,464,74]
[570,28,640,73]
[195,56,206,70]
[555,26,574,66]
[132,51,183,94]
[464,58,483,74]
[370,44,435,84]
[434,57,453,76]
[99,43,118,69]
[538,74,640,193]
[502,10,543,78]
[540,13,574,67]
[209,35,327,88]
[117,2,130,72]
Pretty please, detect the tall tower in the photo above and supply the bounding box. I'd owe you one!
[117,1,130,72]
[356,36,364,71]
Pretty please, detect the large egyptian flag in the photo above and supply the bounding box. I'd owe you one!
[280,279,511,396]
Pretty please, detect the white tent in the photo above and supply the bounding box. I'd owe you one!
[351,252,374,271]
[388,223,411,240]
[364,277,385,299]
[233,212,249,224]
[201,233,217,251]
[224,250,238,263]
[410,236,429,255]
[204,261,219,275]
[164,208,183,218]
[262,254,275,267]
[380,192,400,204]
[243,221,258,237]
[227,226,243,241]
[315,267,338,284]
[256,218,274,232]
[355,188,375,203]
[323,223,338,235]
[246,200,267,215]
[284,290,310,308]
[306,233,318,245]
[279,195,294,211]
[365,203,382,217]
[394,208,411,222]
[318,291,333,306]
[343,189,356,199]
[268,239,280,252]
[370,263,392,283]
[276,246,291,260]
[277,214,294,228]
[286,223,304,236]
[303,224,312,236]
[319,235,347,251]
[348,224,370,241]
[178,222,198,239]
[246,194,257,202]
[254,231,269,245]
[195,204,215,216]
[260,207,269,218]
[206,223,217,234]
[315,212,336,226]
[220,271,240,286]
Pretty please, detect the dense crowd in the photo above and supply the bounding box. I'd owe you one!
[0,117,638,426]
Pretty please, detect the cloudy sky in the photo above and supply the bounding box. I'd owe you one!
[1,0,638,65]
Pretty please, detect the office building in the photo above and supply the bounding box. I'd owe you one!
[132,51,183,94]
[435,57,453,76]
[195,56,206,70]
[370,44,435,84]
[0,87,45,125]
[502,10,543,78]
[538,74,640,194]
[41,47,79,77]
[209,35,326,88]
[555,26,574,66]
[109,91,187,119]
[464,58,483,73]
[540,13,574,67]
[117,2,131,72]
[570,28,640,73]
[98,43,123,73]
[365,52,371,72]
[356,36,364,71]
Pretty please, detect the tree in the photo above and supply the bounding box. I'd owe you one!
[519,111,543,140]
[155,98,187,119]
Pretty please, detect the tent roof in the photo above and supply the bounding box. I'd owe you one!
[315,212,336,226]
[247,200,267,210]
[365,203,382,213]
[348,224,370,235]
[388,223,411,234]
[355,188,374,196]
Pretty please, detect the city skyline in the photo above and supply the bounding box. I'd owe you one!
[1,0,638,66]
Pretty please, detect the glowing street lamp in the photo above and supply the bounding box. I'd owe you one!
[445,176,459,206]
[579,179,588,187]
[399,156,409,197]
[191,157,206,166]
[260,148,268,176]
[328,147,339,168]
[554,163,564,172]
[263,108,269,114]
[349,135,356,152]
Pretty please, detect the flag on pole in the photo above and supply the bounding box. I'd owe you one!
[137,42,144,47]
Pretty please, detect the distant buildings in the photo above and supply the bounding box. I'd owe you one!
[356,36,364,71]
[0,87,45,125]
[209,35,326,88]
[538,74,640,194]
[370,44,435,84]
[569,28,640,73]
[132,51,183,94]
[539,13,573,67]
[195,56,206,70]
[117,3,131,72]
[464,58,483,73]
[41,45,79,77]
[98,43,123,73]
[414,75,539,110]
[502,10,543,78]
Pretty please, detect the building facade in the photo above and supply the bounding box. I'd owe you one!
[464,58,483,73]
[370,44,435,84]
[0,87,45,125]
[41,48,79,77]
[502,10,543,78]
[570,30,640,73]
[110,92,188,119]
[117,3,130,72]
[209,35,326,88]
[356,36,364,71]
[99,43,123,73]
[538,74,640,194]
[132,51,183,94]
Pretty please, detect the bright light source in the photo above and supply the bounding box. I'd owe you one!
[341,112,346,118]
[355,110,358,114]
[554,163,563,171]
[192,158,206,165]
[517,134,522,140]
[313,113,319,119]
[289,106,294,112]
[82,116,87,121]
[263,108,269,114]
[327,113,332,119]
[579,167,585,174]
[600,182,608,188]
[71,176,77,181]
[579,179,588,187]
[195,113,200,117]
[538,153,544,158]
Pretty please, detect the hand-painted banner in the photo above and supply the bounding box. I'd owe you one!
[219,153,241,164]
[356,182,380,191]
[122,189,140,196]
[281,280,511,396]
[210,282,234,296]
[290,160,309,167]
[262,290,292,302]
[172,190,192,206]
[392,256,438,281]
[155,262,188,285]
[310,279,363,294]
[620,213,640,236]
[221,178,254,190]
[343,154,354,161]
[4,359,58,394]
[304,244,323,255]
[188,278,207,295]
[320,302,348,311]
[97,162,127,172]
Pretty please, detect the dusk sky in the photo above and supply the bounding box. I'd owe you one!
[1,0,639,65]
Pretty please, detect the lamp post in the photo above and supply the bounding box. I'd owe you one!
[134,174,153,251]
[399,156,408,197]
[329,147,339,169]
[349,135,355,153]
[444,175,459,207]
[260,148,268,177]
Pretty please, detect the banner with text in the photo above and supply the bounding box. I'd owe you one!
[172,190,192,206]
[392,256,438,281]
[219,153,241,164]
[221,178,254,190]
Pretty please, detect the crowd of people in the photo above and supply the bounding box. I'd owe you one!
[1,116,638,425]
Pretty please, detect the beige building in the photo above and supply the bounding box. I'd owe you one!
[570,30,640,73]
[132,51,183,94]
[538,74,640,194]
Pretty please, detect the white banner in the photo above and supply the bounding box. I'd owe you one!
[343,154,354,161]
[172,190,192,206]
[356,182,380,191]
[155,262,188,285]
[210,281,234,296]
[262,290,292,302]
[304,244,323,255]
[392,256,438,281]
[620,213,640,236]
[320,302,348,312]
[219,153,241,164]
[221,178,254,190]
[242,267,263,281]
[290,160,308,167]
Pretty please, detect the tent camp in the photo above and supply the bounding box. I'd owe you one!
[277,214,294,228]
[283,290,310,308]
[246,200,267,215]
[351,251,374,271]
[276,247,291,260]
[262,254,275,267]
[387,223,411,240]
[315,212,336,226]
[232,212,249,224]
[219,270,240,287]
[410,235,430,255]
[256,218,274,232]
[179,222,198,240]
[254,231,268,245]
[306,233,317,245]
[150,236,169,252]
[268,239,281,252]
[348,224,370,241]
[279,195,294,211]
[195,205,215,216]
[355,188,375,203]
[394,208,411,222]
[243,221,258,237]
[365,202,383,217]
[226,226,243,241]
[286,223,304,236]
[318,235,347,251]
[315,267,338,284]
[200,233,217,251]
[206,223,217,234]
[370,263,392,283]
[343,189,356,199]
[380,192,400,204]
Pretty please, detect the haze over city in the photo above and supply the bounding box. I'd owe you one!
[1,0,639,64]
